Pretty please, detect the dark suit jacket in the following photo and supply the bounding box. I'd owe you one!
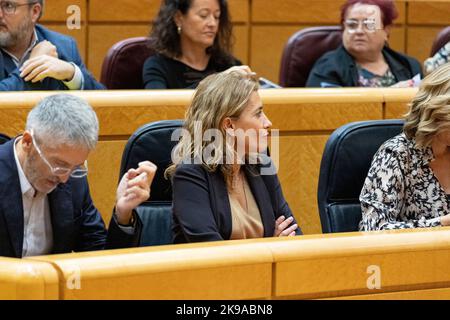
[0,140,141,258]
[306,45,423,87]
[0,24,104,91]
[172,163,302,243]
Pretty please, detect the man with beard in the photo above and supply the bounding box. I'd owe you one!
[0,94,157,257]
[0,0,103,90]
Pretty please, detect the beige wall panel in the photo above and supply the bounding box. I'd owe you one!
[88,25,150,80]
[265,102,382,131]
[41,0,87,22]
[89,0,248,23]
[251,25,307,82]
[229,0,249,23]
[89,0,160,22]
[278,135,329,235]
[88,140,127,225]
[385,102,409,119]
[94,104,187,136]
[389,26,406,53]
[233,25,249,64]
[252,0,405,24]
[42,24,87,61]
[252,0,344,23]
[408,2,450,25]
[394,0,406,24]
[0,108,27,137]
[407,26,443,65]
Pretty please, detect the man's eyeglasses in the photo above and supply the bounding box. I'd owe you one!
[344,19,381,33]
[0,1,38,15]
[30,130,88,179]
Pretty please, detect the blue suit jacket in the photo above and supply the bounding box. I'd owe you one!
[172,163,303,243]
[0,140,141,258]
[0,24,104,91]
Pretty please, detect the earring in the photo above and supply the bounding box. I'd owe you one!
[177,26,182,34]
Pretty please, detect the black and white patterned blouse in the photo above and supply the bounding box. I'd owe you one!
[359,133,449,231]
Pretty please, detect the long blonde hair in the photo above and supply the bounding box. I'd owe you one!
[404,62,450,147]
[166,71,259,183]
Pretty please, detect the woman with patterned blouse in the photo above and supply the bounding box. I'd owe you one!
[424,41,450,75]
[359,62,450,231]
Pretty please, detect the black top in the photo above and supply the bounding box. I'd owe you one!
[172,162,302,244]
[306,45,423,88]
[142,53,241,89]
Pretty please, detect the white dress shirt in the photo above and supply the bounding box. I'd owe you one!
[13,138,53,257]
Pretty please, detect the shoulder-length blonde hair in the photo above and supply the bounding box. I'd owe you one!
[166,71,259,183]
[404,62,450,147]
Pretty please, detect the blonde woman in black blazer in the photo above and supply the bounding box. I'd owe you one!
[167,71,301,243]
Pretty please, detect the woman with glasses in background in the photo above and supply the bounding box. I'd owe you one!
[306,0,422,88]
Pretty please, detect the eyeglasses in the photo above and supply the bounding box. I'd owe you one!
[0,1,38,15]
[344,19,381,33]
[30,130,88,179]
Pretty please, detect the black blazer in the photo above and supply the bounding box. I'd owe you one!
[0,140,141,258]
[306,45,423,87]
[172,163,302,243]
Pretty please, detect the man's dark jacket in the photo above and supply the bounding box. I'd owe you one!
[0,140,141,258]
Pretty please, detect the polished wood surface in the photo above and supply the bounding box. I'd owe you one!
[0,88,416,233]
[21,227,450,299]
[30,242,273,300]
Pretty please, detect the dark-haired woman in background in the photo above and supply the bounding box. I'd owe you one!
[306,0,422,88]
[143,0,250,89]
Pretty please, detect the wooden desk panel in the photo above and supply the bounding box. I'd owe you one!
[265,228,450,299]
[0,258,59,300]
[252,0,343,23]
[29,242,273,300]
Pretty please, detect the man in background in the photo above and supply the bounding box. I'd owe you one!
[0,0,104,90]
